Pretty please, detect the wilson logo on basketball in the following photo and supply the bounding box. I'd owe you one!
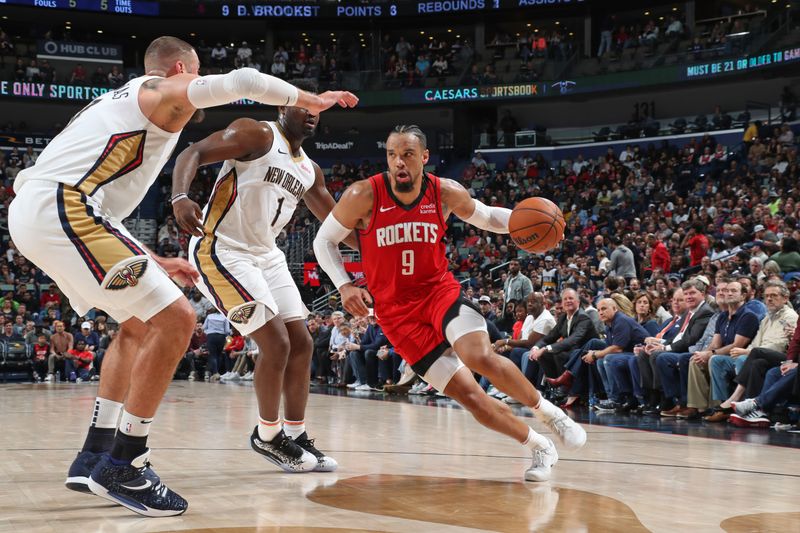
[229,303,257,325]
[514,233,540,244]
[105,259,148,291]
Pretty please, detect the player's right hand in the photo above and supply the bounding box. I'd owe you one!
[173,197,205,237]
[309,91,359,114]
[340,283,372,318]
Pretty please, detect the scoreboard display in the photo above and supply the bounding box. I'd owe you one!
[0,0,587,18]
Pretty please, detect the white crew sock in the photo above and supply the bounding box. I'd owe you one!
[118,409,153,438]
[91,397,123,429]
[258,417,282,441]
[283,419,306,440]
[532,396,560,420]
[523,427,550,451]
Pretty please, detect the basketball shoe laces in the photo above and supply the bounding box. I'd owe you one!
[294,434,323,458]
[544,412,570,437]
[135,459,169,499]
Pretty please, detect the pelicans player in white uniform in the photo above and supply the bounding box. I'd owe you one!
[9,36,357,517]
[172,81,356,473]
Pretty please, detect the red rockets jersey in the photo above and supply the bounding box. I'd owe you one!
[358,172,461,308]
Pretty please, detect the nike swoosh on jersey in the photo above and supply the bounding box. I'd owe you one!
[379,206,396,213]
[277,149,288,154]
[120,478,153,491]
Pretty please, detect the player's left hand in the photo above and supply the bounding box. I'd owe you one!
[340,283,372,318]
[157,257,200,287]
[309,91,359,114]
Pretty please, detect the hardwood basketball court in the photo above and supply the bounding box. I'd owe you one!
[2,382,799,532]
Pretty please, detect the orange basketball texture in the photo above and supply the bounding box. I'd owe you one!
[508,197,565,253]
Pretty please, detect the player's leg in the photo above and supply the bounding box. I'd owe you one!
[246,317,317,473]
[267,262,337,471]
[66,317,148,492]
[441,298,586,452]
[428,355,556,482]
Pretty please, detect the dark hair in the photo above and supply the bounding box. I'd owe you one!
[288,78,318,94]
[782,237,799,254]
[390,125,427,149]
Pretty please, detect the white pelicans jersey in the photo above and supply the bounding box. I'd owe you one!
[14,75,181,220]
[198,121,316,253]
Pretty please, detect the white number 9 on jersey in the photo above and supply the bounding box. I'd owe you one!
[401,250,414,275]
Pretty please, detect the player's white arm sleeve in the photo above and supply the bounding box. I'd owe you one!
[186,68,299,109]
[464,199,512,234]
[313,214,353,290]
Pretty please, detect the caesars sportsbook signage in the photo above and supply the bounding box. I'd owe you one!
[3,46,799,106]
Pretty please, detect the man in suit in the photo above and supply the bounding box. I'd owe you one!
[525,288,598,385]
[652,277,717,416]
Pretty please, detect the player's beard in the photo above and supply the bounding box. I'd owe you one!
[395,179,414,193]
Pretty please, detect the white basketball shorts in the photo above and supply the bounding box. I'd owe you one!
[9,180,183,323]
[188,237,309,336]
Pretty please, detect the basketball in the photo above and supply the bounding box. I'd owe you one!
[508,197,565,253]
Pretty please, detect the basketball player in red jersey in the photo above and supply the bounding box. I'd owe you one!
[314,126,586,481]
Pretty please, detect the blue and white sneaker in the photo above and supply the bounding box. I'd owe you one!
[88,449,188,517]
[293,432,338,472]
[65,450,104,493]
[250,427,317,473]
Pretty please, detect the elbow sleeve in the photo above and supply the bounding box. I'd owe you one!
[465,199,511,234]
[186,68,299,109]
[313,214,353,290]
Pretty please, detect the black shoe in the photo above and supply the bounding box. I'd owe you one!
[595,399,621,412]
[65,450,104,493]
[250,428,317,473]
[88,450,187,517]
[293,431,338,472]
[642,404,662,416]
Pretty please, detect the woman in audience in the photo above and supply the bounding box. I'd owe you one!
[633,292,660,335]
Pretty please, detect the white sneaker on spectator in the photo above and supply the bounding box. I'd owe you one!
[90,375,100,381]
[408,381,428,395]
[355,384,371,391]
[242,372,254,381]
[525,439,558,482]
[44,374,54,383]
[210,373,221,382]
[732,398,758,416]
[76,378,83,383]
[204,372,211,382]
[347,381,363,389]
[229,373,241,381]
[188,371,197,382]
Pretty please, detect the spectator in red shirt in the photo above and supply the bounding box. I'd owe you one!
[220,329,245,379]
[32,334,49,382]
[40,285,61,309]
[185,322,208,381]
[648,233,671,274]
[65,339,93,382]
[681,223,709,267]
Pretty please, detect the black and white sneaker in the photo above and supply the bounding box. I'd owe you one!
[293,432,338,472]
[88,449,188,517]
[249,427,317,473]
[65,450,104,493]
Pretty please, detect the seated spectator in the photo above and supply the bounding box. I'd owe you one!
[185,322,208,381]
[532,288,599,392]
[492,293,556,402]
[70,63,87,84]
[703,280,797,422]
[633,292,660,335]
[271,56,287,78]
[431,55,448,76]
[39,59,54,83]
[769,237,800,273]
[74,320,99,357]
[665,279,759,418]
[309,314,332,384]
[64,339,93,382]
[25,59,41,82]
[556,298,648,408]
[728,358,798,428]
[347,309,389,390]
[31,333,49,382]
[647,278,715,414]
[13,58,25,82]
[236,41,253,68]
[91,66,106,86]
[107,65,125,88]
[414,54,430,80]
[219,328,245,381]
[211,42,228,69]
[665,16,683,38]
[228,335,257,380]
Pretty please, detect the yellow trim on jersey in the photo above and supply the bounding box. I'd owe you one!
[57,185,146,283]
[76,131,146,197]
[193,169,254,313]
